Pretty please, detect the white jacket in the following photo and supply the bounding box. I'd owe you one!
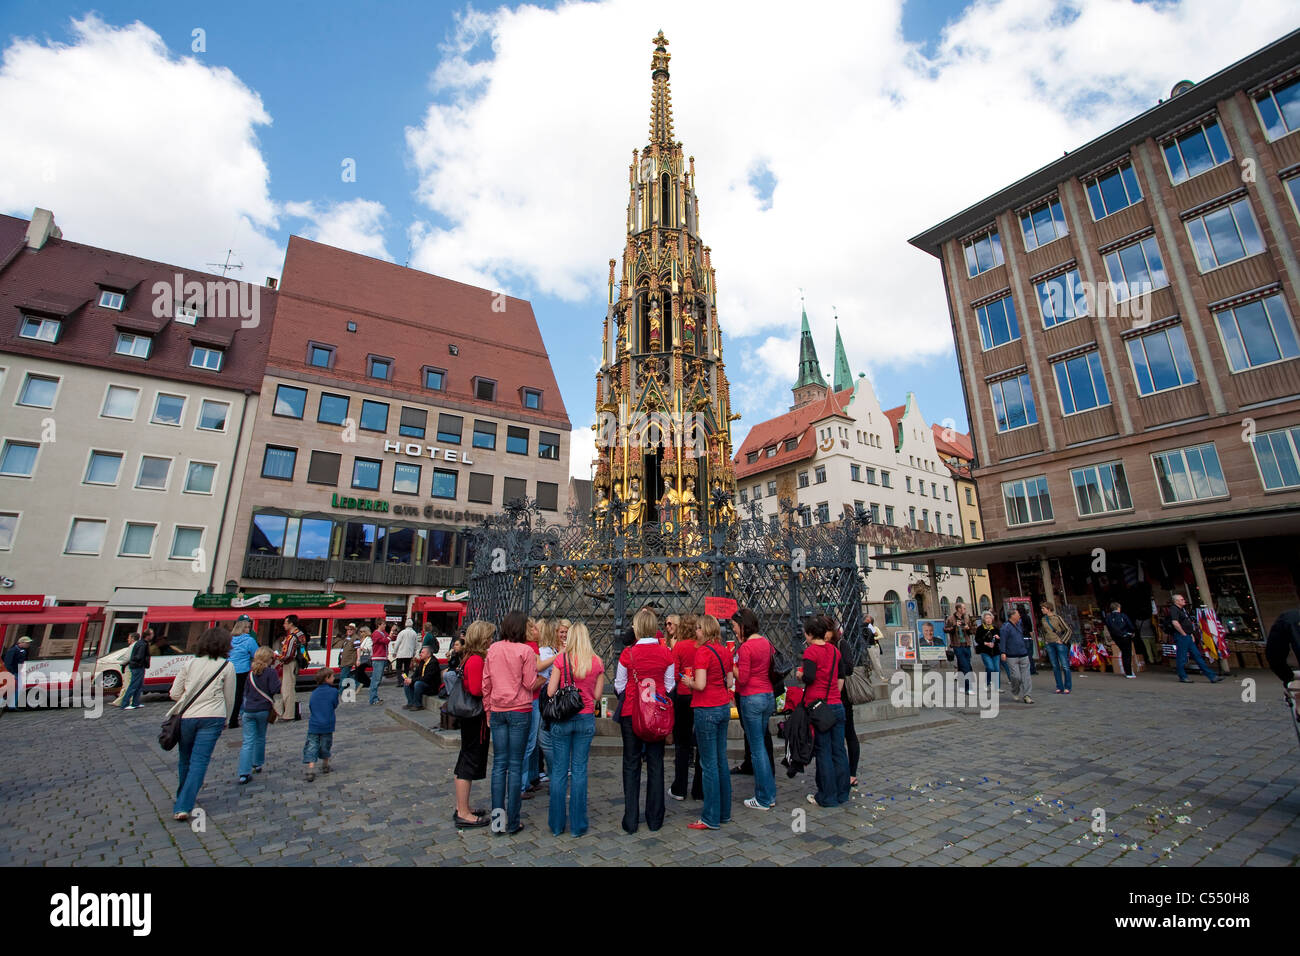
[393,627,420,659]
[168,656,236,721]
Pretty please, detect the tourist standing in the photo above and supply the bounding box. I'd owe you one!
[238,647,280,784]
[668,612,701,801]
[732,608,776,810]
[337,622,360,690]
[973,611,1001,691]
[546,622,603,836]
[1104,603,1138,679]
[483,610,538,835]
[1170,593,1222,684]
[228,615,259,729]
[168,627,235,822]
[519,618,548,798]
[616,607,676,833]
[304,668,339,781]
[946,601,975,693]
[1041,602,1074,694]
[368,621,391,704]
[799,615,850,809]
[1000,609,1034,703]
[120,631,150,710]
[830,625,859,787]
[453,621,492,829]
[275,615,304,720]
[688,614,732,830]
[393,618,419,684]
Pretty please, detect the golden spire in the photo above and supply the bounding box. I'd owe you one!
[648,31,674,147]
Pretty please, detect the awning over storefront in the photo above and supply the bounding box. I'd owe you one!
[895,504,1300,566]
[106,588,200,609]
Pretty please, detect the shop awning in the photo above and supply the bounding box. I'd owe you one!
[0,606,105,626]
[894,504,1300,566]
[140,603,387,624]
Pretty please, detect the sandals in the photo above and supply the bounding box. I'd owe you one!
[173,812,189,822]
[453,810,488,829]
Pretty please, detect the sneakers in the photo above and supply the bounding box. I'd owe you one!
[687,821,716,830]
[743,797,773,810]
[669,792,685,801]
[238,774,251,785]
[252,765,263,774]
[806,793,818,805]
[1023,696,1034,704]
[1125,674,1137,679]
[123,705,137,710]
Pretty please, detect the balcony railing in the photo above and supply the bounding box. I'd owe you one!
[243,553,468,590]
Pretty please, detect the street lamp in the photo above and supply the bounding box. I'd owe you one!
[324,577,336,595]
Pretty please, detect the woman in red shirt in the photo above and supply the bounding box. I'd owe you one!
[732,607,776,810]
[798,614,850,808]
[669,612,700,801]
[615,608,676,833]
[545,622,604,836]
[689,614,734,830]
[453,620,493,828]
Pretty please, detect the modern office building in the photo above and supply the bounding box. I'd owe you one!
[907,29,1300,643]
[224,236,572,619]
[733,309,987,627]
[0,208,276,645]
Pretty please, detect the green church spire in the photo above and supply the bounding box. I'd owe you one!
[794,303,828,391]
[832,315,852,392]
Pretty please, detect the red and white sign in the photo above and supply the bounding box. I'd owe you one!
[704,596,738,620]
[0,595,46,612]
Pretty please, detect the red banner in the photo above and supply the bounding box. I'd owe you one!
[704,596,738,620]
[0,595,46,612]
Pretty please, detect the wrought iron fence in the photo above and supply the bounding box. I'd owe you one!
[468,495,870,677]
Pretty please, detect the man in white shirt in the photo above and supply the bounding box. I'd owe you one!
[393,618,420,683]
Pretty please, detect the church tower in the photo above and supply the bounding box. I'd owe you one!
[832,318,853,393]
[791,304,829,409]
[594,32,737,535]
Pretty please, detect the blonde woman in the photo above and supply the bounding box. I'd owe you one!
[689,614,734,830]
[453,620,494,828]
[531,619,567,794]
[238,647,281,783]
[546,622,604,836]
[614,607,675,833]
[520,617,548,796]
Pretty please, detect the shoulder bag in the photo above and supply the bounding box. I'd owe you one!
[630,644,675,742]
[247,669,279,724]
[446,662,483,718]
[542,654,584,725]
[842,647,875,704]
[159,660,229,751]
[804,646,841,733]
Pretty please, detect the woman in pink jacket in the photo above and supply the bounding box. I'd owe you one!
[368,620,391,705]
[482,610,540,835]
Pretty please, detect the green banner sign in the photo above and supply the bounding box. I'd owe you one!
[193,593,346,610]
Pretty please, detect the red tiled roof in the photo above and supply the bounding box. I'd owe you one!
[0,214,275,393]
[274,236,570,428]
[733,387,853,479]
[931,423,974,460]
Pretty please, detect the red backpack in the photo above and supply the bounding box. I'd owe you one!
[629,645,674,742]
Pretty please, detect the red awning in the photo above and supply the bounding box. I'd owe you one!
[141,603,388,624]
[411,597,467,614]
[0,606,105,626]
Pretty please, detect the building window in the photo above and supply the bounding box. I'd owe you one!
[65,518,107,555]
[101,385,139,420]
[797,471,809,488]
[905,476,913,493]
[19,315,60,342]
[965,487,973,505]
[1286,176,1300,224]
[1253,426,1300,491]
[423,367,446,391]
[1126,325,1197,395]
[1185,198,1265,272]
[1103,235,1168,300]
[351,457,382,491]
[190,346,223,371]
[522,388,542,410]
[475,378,497,402]
[119,522,155,557]
[975,294,1020,351]
[273,384,307,419]
[98,290,125,310]
[814,502,829,524]
[399,406,428,439]
[883,591,901,627]
[84,450,123,485]
[19,373,59,408]
[764,445,776,458]
[784,438,798,451]
[768,514,779,533]
[437,414,463,445]
[883,504,894,525]
[1162,118,1231,184]
[0,441,39,477]
[969,519,978,539]
[537,481,559,511]
[262,445,297,481]
[1255,75,1300,141]
[874,549,889,570]
[184,461,216,495]
[1084,162,1143,220]
[752,484,762,500]
[360,400,389,432]
[1212,293,1300,372]
[170,527,204,561]
[864,467,876,485]
[135,455,172,490]
[539,431,560,460]
[767,480,777,496]
[989,373,1038,433]
[799,506,812,528]
[503,477,527,504]
[962,229,1004,277]
[813,465,826,484]
[943,486,950,501]
[1002,475,1053,526]
[881,470,892,489]
[920,508,929,531]
[432,468,458,499]
[919,481,927,496]
[1052,351,1111,415]
[198,400,229,431]
[367,356,392,380]
[850,464,862,482]
[175,302,201,324]
[307,343,335,368]
[473,420,498,450]
[909,506,916,528]
[248,513,287,556]
[746,452,759,464]
[1020,197,1068,251]
[467,472,494,504]
[318,393,349,425]
[1151,442,1227,505]
[1070,461,1133,516]
[868,502,880,524]
[1035,269,1087,328]
[307,451,341,485]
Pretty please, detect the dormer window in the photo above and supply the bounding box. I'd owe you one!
[765,446,777,457]
[191,345,224,371]
[475,377,497,402]
[19,315,60,342]
[784,437,798,451]
[522,388,542,410]
[114,332,151,359]
[175,303,202,325]
[99,290,126,310]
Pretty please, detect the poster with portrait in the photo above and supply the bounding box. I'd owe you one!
[893,630,916,664]
[916,619,948,661]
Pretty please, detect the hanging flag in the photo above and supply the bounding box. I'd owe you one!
[1197,607,1229,661]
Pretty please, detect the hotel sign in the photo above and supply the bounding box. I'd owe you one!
[383,440,474,466]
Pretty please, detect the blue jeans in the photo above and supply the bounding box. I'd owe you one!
[403,680,432,707]
[174,717,224,814]
[1046,642,1072,691]
[953,646,974,691]
[303,732,333,764]
[738,693,776,807]
[368,660,387,703]
[520,698,541,793]
[548,713,595,835]
[693,704,732,827]
[979,653,1001,690]
[123,665,145,707]
[813,703,850,807]
[238,709,269,776]
[1176,634,1218,681]
[490,709,531,831]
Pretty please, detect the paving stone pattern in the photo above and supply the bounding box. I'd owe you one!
[1,669,1296,866]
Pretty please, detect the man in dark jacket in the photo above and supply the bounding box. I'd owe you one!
[999,610,1033,703]
[403,646,441,710]
[1104,603,1138,679]
[1170,594,1221,684]
[1264,609,1300,687]
[2,635,33,712]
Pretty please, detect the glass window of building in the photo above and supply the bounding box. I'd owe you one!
[261,445,296,480]
[1035,269,1087,328]
[102,385,139,419]
[184,461,216,494]
[307,451,341,485]
[393,462,421,495]
[1185,198,1265,272]
[0,441,38,477]
[1151,443,1228,504]
[351,457,382,491]
[399,406,428,439]
[1070,461,1133,516]
[468,472,494,504]
[1255,75,1300,141]
[274,385,307,419]
[20,374,60,409]
[198,400,229,431]
[975,294,1020,351]
[1252,426,1300,491]
[437,414,463,444]
[1212,294,1300,372]
[539,431,560,460]
[318,393,349,425]
[1052,351,1111,415]
[473,420,498,450]
[1126,325,1198,395]
[1104,236,1168,299]
[432,468,458,499]
[506,427,529,455]
[1084,162,1143,220]
[962,229,1003,277]
[1002,475,1054,526]
[1162,118,1232,184]
[1020,197,1067,251]
[360,400,389,432]
[84,450,123,485]
[136,455,172,490]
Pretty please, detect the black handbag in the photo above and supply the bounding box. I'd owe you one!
[445,663,483,718]
[159,660,228,751]
[542,654,583,725]
[805,646,840,733]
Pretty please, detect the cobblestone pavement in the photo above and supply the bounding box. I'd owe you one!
[1,667,1297,866]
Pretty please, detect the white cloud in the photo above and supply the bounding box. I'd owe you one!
[404,0,1299,430]
[568,419,597,481]
[0,15,284,282]
[283,198,392,261]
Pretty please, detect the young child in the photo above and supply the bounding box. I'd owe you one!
[304,668,340,781]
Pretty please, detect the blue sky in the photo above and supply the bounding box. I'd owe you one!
[3,1,1296,476]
